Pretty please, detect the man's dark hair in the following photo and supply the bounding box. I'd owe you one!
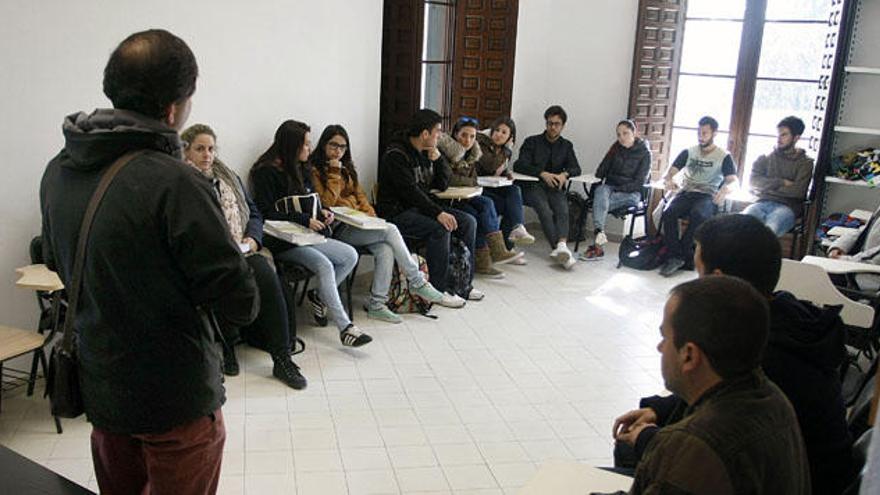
[407,109,443,138]
[698,116,719,132]
[778,115,806,137]
[103,29,198,120]
[544,105,568,124]
[694,214,781,297]
[670,275,769,380]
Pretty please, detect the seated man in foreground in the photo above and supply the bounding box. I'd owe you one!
[743,115,814,236]
[615,215,855,494]
[622,276,810,494]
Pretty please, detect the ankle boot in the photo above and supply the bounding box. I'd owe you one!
[475,247,505,278]
[487,231,524,265]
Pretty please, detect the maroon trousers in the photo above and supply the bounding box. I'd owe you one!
[90,409,225,495]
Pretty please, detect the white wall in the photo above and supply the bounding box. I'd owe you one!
[512,0,639,172]
[0,0,383,328]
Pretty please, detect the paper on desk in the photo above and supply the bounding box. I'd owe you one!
[264,220,326,245]
[518,461,632,494]
[477,176,514,187]
[329,206,387,230]
[850,209,873,222]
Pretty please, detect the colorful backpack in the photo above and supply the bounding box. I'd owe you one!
[386,253,434,317]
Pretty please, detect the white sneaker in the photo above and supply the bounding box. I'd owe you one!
[511,256,527,266]
[468,288,485,301]
[552,243,572,266]
[562,256,576,270]
[595,231,608,246]
[441,292,467,308]
[508,225,536,245]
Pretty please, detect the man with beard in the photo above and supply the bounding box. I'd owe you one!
[658,116,737,276]
[743,116,814,236]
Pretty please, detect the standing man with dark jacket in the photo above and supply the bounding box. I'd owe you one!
[513,105,582,269]
[743,116,814,236]
[376,109,476,303]
[580,119,651,261]
[40,30,258,495]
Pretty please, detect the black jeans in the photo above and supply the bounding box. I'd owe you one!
[220,254,292,356]
[521,182,569,248]
[390,207,476,293]
[661,191,717,260]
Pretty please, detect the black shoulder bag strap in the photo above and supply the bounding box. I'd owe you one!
[49,149,145,418]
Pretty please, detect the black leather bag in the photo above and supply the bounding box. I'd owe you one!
[46,151,144,418]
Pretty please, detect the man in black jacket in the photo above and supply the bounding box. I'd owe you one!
[513,105,582,269]
[613,214,856,494]
[40,30,258,494]
[376,109,476,302]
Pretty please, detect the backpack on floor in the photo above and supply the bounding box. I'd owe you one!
[447,237,473,299]
[386,253,435,317]
[567,191,588,242]
[618,235,667,270]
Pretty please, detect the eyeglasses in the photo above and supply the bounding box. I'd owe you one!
[458,116,479,127]
[546,120,564,128]
[327,142,348,151]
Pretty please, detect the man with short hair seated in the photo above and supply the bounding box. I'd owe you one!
[614,215,855,494]
[743,115,814,236]
[619,275,810,494]
[658,116,737,276]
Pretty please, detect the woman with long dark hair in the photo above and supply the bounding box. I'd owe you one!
[250,120,372,348]
[181,123,306,389]
[311,125,462,323]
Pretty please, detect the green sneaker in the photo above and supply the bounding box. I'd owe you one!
[367,305,403,324]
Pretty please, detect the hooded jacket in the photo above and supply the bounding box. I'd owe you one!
[375,134,451,220]
[40,109,258,434]
[748,147,814,216]
[595,138,652,193]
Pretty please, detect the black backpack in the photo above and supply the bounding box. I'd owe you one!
[567,191,588,242]
[618,235,667,270]
[447,236,473,299]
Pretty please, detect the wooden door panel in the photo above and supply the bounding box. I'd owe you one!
[379,0,423,159]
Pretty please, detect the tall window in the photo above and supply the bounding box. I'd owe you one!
[667,0,827,188]
[420,0,456,122]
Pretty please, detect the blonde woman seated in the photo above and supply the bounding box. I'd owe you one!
[437,117,524,277]
[181,124,306,389]
[310,124,464,323]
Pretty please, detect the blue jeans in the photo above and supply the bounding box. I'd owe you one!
[483,185,525,240]
[521,182,569,247]
[273,238,358,331]
[457,195,500,248]
[591,184,640,232]
[742,200,796,237]
[390,207,476,293]
[661,191,717,260]
[334,223,427,310]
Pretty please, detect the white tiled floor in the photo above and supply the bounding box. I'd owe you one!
[0,238,694,494]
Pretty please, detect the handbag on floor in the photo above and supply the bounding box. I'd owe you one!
[447,236,473,299]
[386,253,435,317]
[46,150,145,418]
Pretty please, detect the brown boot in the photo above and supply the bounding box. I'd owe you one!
[487,231,524,265]
[475,247,505,278]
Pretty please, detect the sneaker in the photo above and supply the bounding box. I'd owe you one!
[579,245,605,261]
[272,355,307,390]
[552,243,572,266]
[510,256,528,266]
[367,305,403,324]
[468,288,485,301]
[508,225,536,246]
[340,325,373,347]
[307,289,328,327]
[412,283,465,308]
[595,231,608,246]
[659,257,686,277]
[222,344,239,376]
[562,256,576,270]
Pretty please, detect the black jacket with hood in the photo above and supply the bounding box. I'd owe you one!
[40,109,258,434]
[376,134,451,220]
[595,138,652,193]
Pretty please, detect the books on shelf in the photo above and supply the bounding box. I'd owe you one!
[477,176,514,188]
[264,220,326,245]
[329,206,387,230]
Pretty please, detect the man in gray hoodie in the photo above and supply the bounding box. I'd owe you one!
[743,116,814,236]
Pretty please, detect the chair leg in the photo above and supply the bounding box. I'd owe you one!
[38,350,50,398]
[297,279,309,306]
[0,361,4,414]
[347,260,360,321]
[789,231,799,259]
[26,350,40,396]
[54,415,62,434]
[574,202,588,252]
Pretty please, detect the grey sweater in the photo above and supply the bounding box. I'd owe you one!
[749,147,814,216]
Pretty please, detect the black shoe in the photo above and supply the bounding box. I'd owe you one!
[272,355,307,390]
[222,344,240,376]
[340,325,373,347]
[307,289,328,327]
[659,257,686,277]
